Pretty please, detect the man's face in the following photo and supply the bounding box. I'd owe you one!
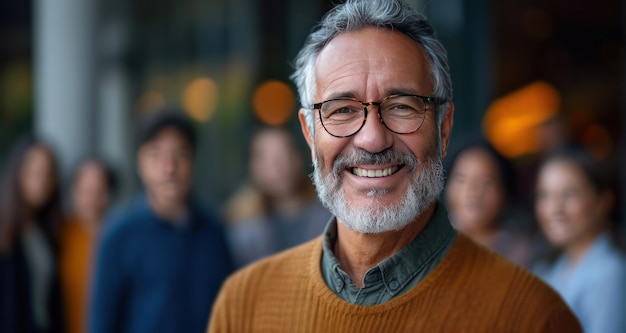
[138,127,193,207]
[299,27,454,234]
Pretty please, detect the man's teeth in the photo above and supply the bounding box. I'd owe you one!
[352,165,399,178]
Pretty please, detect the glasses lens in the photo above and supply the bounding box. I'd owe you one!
[320,99,365,137]
[380,95,427,134]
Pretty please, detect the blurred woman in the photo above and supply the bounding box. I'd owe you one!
[445,140,533,267]
[224,125,331,267]
[534,147,625,333]
[59,158,116,333]
[0,134,65,333]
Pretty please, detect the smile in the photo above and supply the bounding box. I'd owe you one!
[352,165,401,178]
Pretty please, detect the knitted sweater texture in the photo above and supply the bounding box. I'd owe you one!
[208,234,581,332]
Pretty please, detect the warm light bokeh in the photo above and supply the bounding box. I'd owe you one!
[483,81,561,158]
[252,80,295,126]
[183,77,218,122]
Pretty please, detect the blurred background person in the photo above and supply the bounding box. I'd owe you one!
[0,134,65,333]
[445,139,534,267]
[89,109,233,333]
[533,146,626,333]
[59,157,117,333]
[224,125,330,267]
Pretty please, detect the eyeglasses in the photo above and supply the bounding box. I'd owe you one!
[313,94,444,138]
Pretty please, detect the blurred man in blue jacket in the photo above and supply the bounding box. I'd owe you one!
[90,109,233,333]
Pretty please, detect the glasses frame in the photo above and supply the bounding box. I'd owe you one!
[312,94,445,138]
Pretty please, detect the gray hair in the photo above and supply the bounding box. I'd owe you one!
[291,0,453,137]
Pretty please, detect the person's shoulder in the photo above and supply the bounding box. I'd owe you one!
[100,196,150,240]
[189,197,225,227]
[582,241,626,286]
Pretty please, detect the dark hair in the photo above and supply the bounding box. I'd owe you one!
[0,133,64,253]
[136,107,197,154]
[445,138,517,198]
[539,146,610,195]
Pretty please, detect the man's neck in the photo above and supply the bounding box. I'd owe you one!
[148,195,188,223]
[334,203,436,288]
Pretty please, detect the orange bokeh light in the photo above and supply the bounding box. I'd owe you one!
[183,77,218,122]
[252,80,295,125]
[483,81,561,158]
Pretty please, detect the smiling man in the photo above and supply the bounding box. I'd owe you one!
[207,1,581,332]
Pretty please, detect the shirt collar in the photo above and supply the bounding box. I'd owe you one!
[140,194,195,230]
[321,201,456,296]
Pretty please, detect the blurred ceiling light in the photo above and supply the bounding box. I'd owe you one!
[483,81,560,158]
[252,80,295,126]
[183,77,218,122]
[134,91,166,115]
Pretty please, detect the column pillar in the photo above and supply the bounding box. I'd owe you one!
[34,0,96,179]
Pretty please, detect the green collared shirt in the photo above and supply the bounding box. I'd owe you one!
[321,202,457,305]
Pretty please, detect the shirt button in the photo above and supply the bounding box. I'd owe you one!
[388,280,399,291]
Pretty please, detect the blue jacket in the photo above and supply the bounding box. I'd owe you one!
[89,195,233,333]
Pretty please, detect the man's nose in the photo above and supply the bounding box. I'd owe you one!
[351,107,393,153]
[162,155,176,175]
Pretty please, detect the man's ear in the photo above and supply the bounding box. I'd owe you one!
[440,102,454,158]
[299,108,314,149]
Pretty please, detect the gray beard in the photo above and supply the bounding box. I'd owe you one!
[311,147,444,234]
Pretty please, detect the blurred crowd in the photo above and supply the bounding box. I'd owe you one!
[0,109,331,333]
[0,107,624,333]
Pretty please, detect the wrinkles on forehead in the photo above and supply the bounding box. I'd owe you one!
[313,28,433,103]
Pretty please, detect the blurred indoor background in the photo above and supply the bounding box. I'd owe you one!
[0,0,623,228]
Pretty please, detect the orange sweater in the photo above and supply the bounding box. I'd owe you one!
[59,218,98,333]
[208,234,581,332]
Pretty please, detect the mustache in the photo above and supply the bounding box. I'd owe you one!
[332,148,419,175]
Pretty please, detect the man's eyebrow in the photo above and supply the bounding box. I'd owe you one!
[385,88,421,96]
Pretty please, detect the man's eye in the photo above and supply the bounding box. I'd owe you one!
[387,103,418,111]
[392,104,410,109]
[334,107,354,114]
